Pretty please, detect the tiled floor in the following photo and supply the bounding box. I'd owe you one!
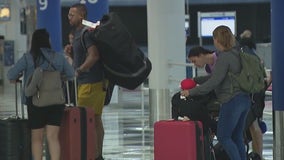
[102,89,153,160]
[0,82,273,160]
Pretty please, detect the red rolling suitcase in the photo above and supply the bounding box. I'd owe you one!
[154,120,205,160]
[60,80,96,160]
[60,107,96,160]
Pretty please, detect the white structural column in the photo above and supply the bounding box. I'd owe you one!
[147,0,186,125]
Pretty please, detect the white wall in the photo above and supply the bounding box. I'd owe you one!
[256,43,272,70]
[0,0,28,85]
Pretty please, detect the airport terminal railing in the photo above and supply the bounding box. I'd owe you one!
[168,61,197,78]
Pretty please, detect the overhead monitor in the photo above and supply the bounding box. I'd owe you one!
[198,11,236,37]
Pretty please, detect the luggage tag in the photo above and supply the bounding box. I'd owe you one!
[82,19,100,29]
[180,95,187,100]
[178,116,190,121]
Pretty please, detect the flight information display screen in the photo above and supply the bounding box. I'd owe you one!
[198,11,236,37]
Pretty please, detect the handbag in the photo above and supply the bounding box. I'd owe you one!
[25,51,65,107]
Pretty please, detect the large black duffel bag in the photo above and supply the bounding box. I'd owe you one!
[82,12,152,90]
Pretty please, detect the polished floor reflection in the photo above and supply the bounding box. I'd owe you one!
[0,83,273,160]
[103,89,152,160]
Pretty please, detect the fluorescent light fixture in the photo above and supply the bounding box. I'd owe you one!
[0,4,11,21]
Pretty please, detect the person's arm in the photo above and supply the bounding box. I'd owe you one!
[7,55,26,82]
[64,44,73,58]
[77,45,100,73]
[187,54,230,96]
[62,55,75,80]
[76,31,100,74]
[193,75,211,84]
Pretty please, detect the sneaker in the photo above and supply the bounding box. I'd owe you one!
[95,155,104,160]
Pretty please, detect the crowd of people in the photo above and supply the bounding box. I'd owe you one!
[6,2,269,159]
[7,3,107,160]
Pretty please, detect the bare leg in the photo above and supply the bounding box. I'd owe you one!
[46,125,61,160]
[31,128,44,160]
[95,114,104,158]
[250,119,263,158]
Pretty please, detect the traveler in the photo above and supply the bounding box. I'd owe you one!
[64,31,74,65]
[7,28,74,160]
[240,29,267,159]
[181,25,251,160]
[68,3,106,160]
[187,46,217,74]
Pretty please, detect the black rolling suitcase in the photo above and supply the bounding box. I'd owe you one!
[0,80,31,160]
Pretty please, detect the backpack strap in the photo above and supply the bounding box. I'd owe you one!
[228,48,242,94]
[80,27,89,52]
[40,48,57,71]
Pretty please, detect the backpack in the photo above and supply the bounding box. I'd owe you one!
[25,51,65,107]
[31,68,65,107]
[81,12,152,90]
[229,48,266,93]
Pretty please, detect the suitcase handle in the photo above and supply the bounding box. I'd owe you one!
[65,80,71,106]
[65,78,78,107]
[15,79,24,119]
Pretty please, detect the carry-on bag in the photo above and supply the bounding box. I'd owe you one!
[0,80,31,160]
[60,79,96,160]
[171,91,217,132]
[154,120,205,160]
[82,12,152,90]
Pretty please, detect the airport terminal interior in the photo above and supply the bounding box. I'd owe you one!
[0,0,274,160]
[0,82,274,160]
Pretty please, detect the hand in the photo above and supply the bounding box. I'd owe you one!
[64,44,73,57]
[180,90,190,97]
[65,56,73,65]
[75,68,82,77]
